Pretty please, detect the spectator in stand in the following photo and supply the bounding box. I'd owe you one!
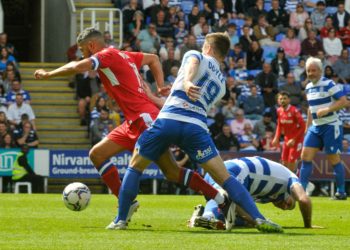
[180,34,200,58]
[236,75,263,108]
[127,10,145,42]
[159,38,175,61]
[267,0,290,34]
[243,85,265,120]
[221,97,238,119]
[279,73,303,107]
[289,3,309,31]
[301,29,324,57]
[14,121,39,148]
[226,24,239,49]
[284,0,300,14]
[238,123,259,151]
[166,66,178,84]
[239,24,258,52]
[0,121,10,143]
[188,5,200,28]
[150,0,170,23]
[90,96,108,125]
[6,79,31,105]
[303,0,321,14]
[103,31,118,48]
[339,106,350,138]
[261,126,280,152]
[246,0,267,25]
[75,71,97,126]
[90,84,113,112]
[5,61,21,80]
[324,65,334,79]
[0,85,6,108]
[122,0,142,35]
[342,139,350,153]
[271,47,290,84]
[339,19,350,47]
[255,63,278,108]
[137,23,161,53]
[298,18,315,42]
[333,48,350,84]
[204,0,227,25]
[246,40,264,70]
[221,76,237,104]
[230,109,253,136]
[192,14,211,37]
[316,50,332,69]
[230,57,248,85]
[209,112,225,139]
[214,124,240,151]
[91,107,116,146]
[0,32,17,58]
[212,13,229,33]
[320,16,336,38]
[196,23,211,48]
[162,48,180,80]
[7,94,35,130]
[2,68,16,93]
[253,111,276,138]
[155,10,174,40]
[332,2,350,30]
[174,20,188,45]
[0,132,16,148]
[0,47,16,74]
[310,1,327,31]
[0,111,10,128]
[228,43,246,65]
[253,14,280,47]
[323,28,343,63]
[280,28,301,58]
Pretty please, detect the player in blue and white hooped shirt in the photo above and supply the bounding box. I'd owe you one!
[112,33,283,232]
[188,156,313,230]
[300,57,348,200]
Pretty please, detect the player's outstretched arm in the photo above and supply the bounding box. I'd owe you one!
[142,81,165,108]
[34,58,93,79]
[291,183,312,228]
[183,57,201,102]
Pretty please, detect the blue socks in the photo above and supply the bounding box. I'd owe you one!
[115,167,142,222]
[333,162,345,194]
[223,176,265,220]
[300,161,313,190]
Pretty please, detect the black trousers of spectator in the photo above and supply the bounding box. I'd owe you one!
[13,174,45,193]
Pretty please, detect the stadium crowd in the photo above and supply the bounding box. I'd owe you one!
[0,32,39,149]
[68,0,350,153]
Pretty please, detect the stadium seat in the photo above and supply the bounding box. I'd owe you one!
[264,2,272,11]
[287,57,299,70]
[14,182,32,194]
[262,45,277,62]
[248,69,262,77]
[181,1,194,15]
[275,33,286,42]
[325,6,337,15]
[207,118,215,127]
[229,18,245,28]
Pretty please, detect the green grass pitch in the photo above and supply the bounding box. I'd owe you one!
[0,194,349,250]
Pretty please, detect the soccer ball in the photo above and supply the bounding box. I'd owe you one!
[62,182,91,211]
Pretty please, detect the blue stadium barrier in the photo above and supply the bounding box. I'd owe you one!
[229,18,245,28]
[248,69,262,77]
[262,45,277,62]
[287,57,300,70]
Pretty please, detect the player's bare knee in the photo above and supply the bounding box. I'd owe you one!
[327,154,341,166]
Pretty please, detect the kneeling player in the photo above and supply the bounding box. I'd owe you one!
[188,156,313,230]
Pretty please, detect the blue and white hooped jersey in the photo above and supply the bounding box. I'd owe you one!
[305,77,345,126]
[158,50,226,131]
[218,157,300,203]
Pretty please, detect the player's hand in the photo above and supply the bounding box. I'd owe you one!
[271,138,279,147]
[34,69,50,79]
[158,86,171,97]
[287,139,295,147]
[316,107,329,118]
[184,81,201,101]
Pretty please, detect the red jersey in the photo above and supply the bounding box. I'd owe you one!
[91,47,159,122]
[339,27,350,46]
[275,105,305,142]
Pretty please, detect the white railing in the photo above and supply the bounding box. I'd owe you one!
[66,0,77,46]
[80,8,123,48]
[0,0,4,33]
